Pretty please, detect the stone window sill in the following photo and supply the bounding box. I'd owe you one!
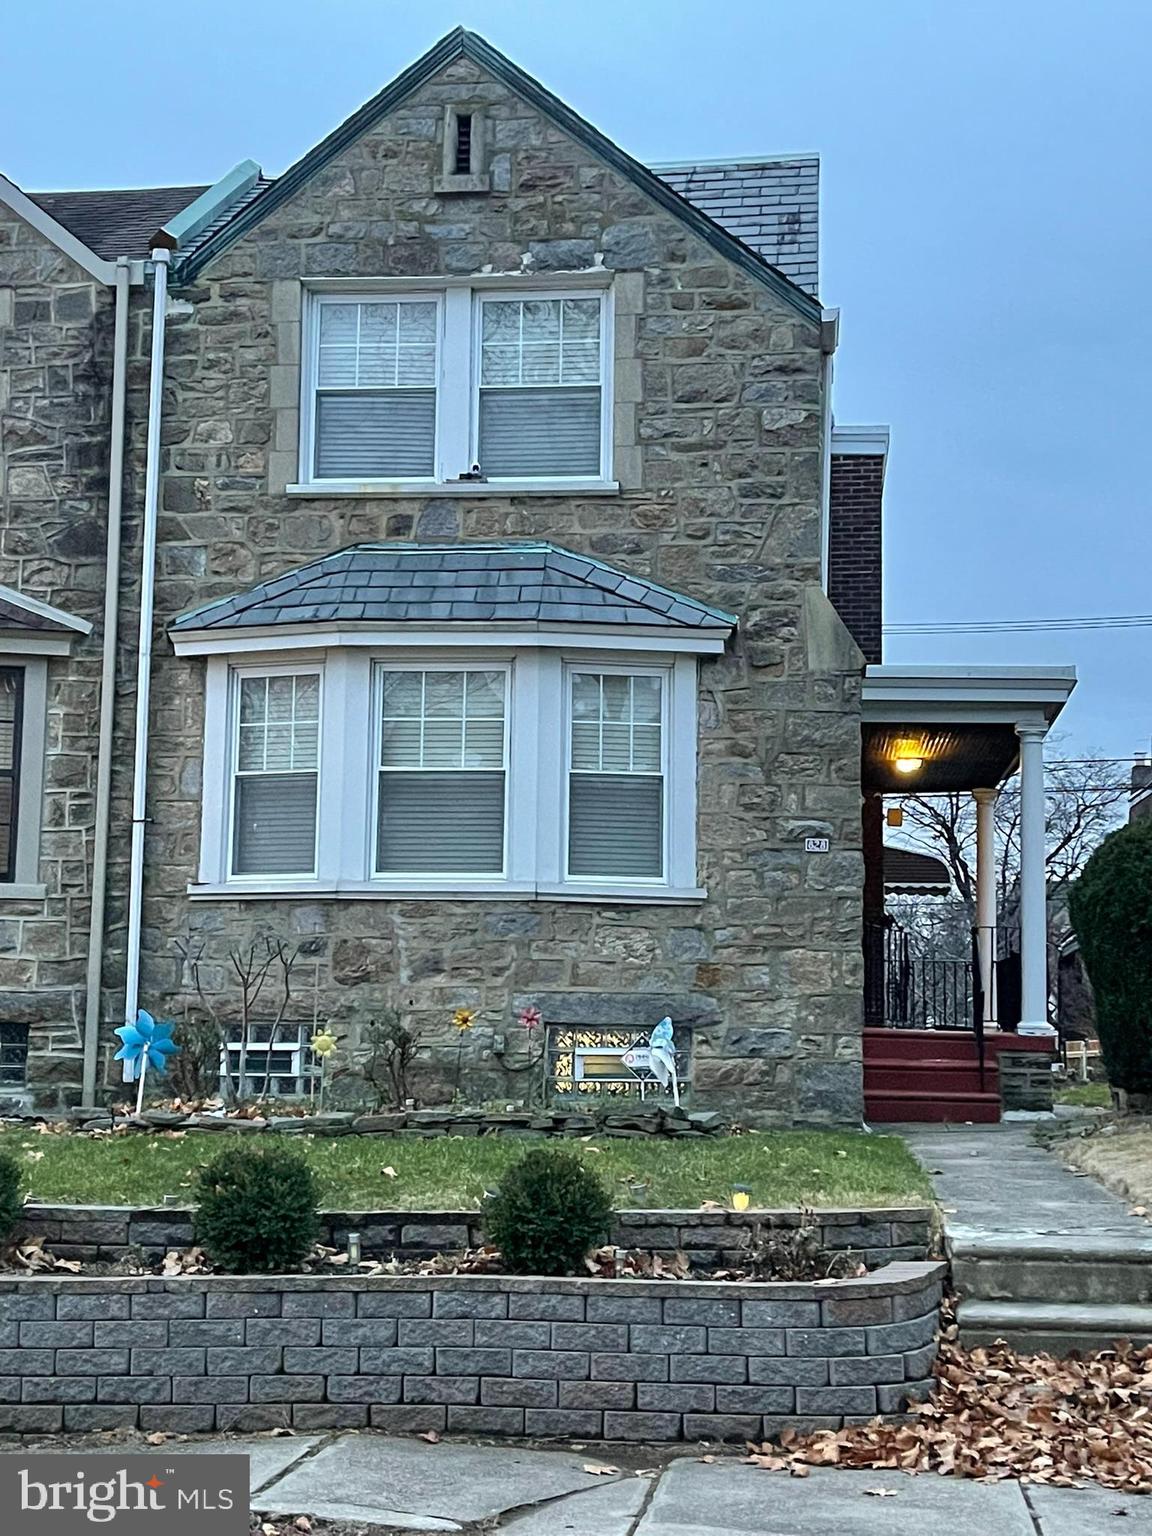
[285,480,621,499]
[188,880,706,906]
[0,883,47,901]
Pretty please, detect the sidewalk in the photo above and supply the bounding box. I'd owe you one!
[896,1121,1146,1241]
[94,1429,1146,1533]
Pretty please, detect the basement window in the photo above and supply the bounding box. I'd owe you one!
[0,1022,29,1087]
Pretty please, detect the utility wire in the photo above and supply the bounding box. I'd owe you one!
[885,614,1152,634]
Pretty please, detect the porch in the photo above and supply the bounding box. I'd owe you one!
[860,665,1076,1123]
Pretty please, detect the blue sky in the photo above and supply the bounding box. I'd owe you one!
[4,1,1148,761]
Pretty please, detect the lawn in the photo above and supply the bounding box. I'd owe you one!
[1061,1124,1152,1210]
[1,1127,931,1212]
[1053,1080,1113,1108]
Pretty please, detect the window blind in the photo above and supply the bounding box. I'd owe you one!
[315,391,436,479]
[0,668,23,884]
[567,671,664,880]
[376,668,507,876]
[568,774,663,879]
[314,298,438,480]
[233,773,318,875]
[377,771,505,873]
[478,387,601,477]
[231,673,320,877]
[477,295,603,478]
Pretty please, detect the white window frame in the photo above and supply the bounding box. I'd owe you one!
[225,662,324,883]
[193,642,702,904]
[295,278,615,494]
[370,660,512,882]
[302,291,443,487]
[0,656,48,898]
[562,661,669,887]
[470,288,613,487]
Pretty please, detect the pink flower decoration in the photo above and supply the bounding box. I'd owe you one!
[519,1006,543,1033]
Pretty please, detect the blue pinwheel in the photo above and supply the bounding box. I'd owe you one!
[114,1011,179,1111]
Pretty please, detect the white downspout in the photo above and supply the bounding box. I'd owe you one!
[123,246,171,1043]
[81,256,132,1103]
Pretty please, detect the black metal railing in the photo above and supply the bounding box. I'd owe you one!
[865,919,1021,1036]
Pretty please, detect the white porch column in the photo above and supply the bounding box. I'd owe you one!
[1016,723,1055,1036]
[972,788,998,1027]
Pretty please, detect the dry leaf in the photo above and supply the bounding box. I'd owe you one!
[418,1430,441,1444]
[582,1463,619,1476]
[144,1432,168,1445]
[381,1166,398,1178]
[863,1487,899,1497]
[268,1426,295,1437]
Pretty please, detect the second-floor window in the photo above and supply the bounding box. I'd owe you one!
[303,284,612,488]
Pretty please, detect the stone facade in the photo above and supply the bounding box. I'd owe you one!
[0,47,867,1122]
[0,210,115,1096]
[0,1265,945,1438]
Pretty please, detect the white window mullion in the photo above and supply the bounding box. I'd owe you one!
[534,651,564,886]
[438,287,472,479]
[667,654,699,891]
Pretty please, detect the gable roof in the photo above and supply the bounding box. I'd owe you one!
[653,157,819,297]
[27,185,207,260]
[169,542,737,635]
[176,28,822,321]
[0,583,92,641]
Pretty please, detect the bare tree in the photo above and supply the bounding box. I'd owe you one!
[175,934,303,1102]
[892,750,1129,965]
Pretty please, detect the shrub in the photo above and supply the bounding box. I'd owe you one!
[194,1143,319,1273]
[485,1147,612,1275]
[1069,816,1152,1105]
[0,1151,22,1246]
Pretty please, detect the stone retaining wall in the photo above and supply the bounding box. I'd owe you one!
[0,1264,945,1440]
[19,1204,934,1270]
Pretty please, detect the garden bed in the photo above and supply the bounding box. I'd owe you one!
[13,1201,934,1272]
[0,1263,945,1441]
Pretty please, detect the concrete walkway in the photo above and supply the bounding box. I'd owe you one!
[896,1121,1145,1242]
[94,1430,1148,1532]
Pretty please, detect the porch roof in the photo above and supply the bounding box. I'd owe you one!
[861,664,1076,794]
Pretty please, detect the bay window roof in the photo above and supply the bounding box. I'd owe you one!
[169,542,737,638]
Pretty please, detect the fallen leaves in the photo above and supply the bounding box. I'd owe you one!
[418,1429,441,1444]
[161,1246,209,1276]
[11,1237,80,1274]
[582,1463,619,1476]
[745,1305,1152,1496]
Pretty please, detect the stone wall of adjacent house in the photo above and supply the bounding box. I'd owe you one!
[18,1202,934,1269]
[0,214,115,1101]
[110,51,866,1128]
[0,1265,944,1438]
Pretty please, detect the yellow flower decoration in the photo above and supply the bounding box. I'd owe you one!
[453,1008,477,1032]
[310,1030,337,1058]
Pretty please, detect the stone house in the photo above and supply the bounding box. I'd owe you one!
[0,29,1074,1122]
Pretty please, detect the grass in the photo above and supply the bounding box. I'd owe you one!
[1061,1124,1152,1210]
[1053,1080,1113,1108]
[0,1127,931,1212]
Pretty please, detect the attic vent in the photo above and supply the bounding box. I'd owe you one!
[435,106,490,195]
[454,113,473,176]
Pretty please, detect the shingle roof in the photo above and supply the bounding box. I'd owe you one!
[0,596,71,632]
[883,846,952,894]
[27,186,208,260]
[169,543,737,634]
[654,158,819,296]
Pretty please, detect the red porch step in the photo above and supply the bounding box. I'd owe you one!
[863,1027,1008,1124]
[865,1087,1002,1124]
[865,1058,998,1096]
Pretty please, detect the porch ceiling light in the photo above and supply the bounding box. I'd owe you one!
[892,739,925,775]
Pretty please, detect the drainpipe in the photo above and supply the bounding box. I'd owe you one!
[818,308,840,593]
[81,257,131,1105]
[122,245,172,1046]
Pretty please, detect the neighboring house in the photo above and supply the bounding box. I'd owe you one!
[0,29,1075,1121]
[1131,753,1152,822]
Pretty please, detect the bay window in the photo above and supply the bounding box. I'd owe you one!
[195,647,702,901]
